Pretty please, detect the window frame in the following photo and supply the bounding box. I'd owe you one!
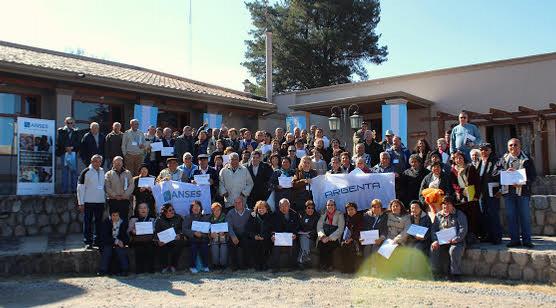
[0,91,42,156]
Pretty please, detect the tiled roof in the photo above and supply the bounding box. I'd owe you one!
[0,41,272,108]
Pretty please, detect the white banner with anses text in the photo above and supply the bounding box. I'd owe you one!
[152,180,212,216]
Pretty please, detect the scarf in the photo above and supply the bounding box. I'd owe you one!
[326,210,336,225]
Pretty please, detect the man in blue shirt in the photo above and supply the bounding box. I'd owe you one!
[450,111,482,159]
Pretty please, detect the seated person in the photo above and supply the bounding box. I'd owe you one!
[209,202,228,270]
[270,198,301,272]
[361,199,388,261]
[298,200,320,268]
[406,200,432,255]
[385,199,410,246]
[339,202,364,273]
[128,202,156,274]
[154,203,184,274]
[98,209,129,276]
[246,201,273,271]
[316,199,345,271]
[183,200,210,274]
[430,196,468,281]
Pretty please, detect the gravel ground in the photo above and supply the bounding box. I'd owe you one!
[1,270,556,308]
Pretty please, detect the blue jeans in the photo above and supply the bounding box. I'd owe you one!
[60,156,77,193]
[190,241,209,268]
[503,193,532,244]
[100,246,129,273]
[83,203,104,245]
[480,196,502,243]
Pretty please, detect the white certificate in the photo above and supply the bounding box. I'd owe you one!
[210,223,229,233]
[350,168,365,175]
[465,133,476,142]
[161,147,174,157]
[295,149,306,159]
[138,176,155,188]
[377,239,398,259]
[407,224,428,238]
[488,182,500,197]
[261,144,272,154]
[222,154,231,165]
[150,141,163,152]
[360,230,379,245]
[157,227,176,244]
[436,227,457,245]
[278,176,293,188]
[194,174,210,185]
[135,222,153,235]
[274,232,293,246]
[191,221,211,233]
[500,169,527,185]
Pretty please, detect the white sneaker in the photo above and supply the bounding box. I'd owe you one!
[202,267,210,272]
[190,267,199,274]
[170,266,176,273]
[161,267,169,274]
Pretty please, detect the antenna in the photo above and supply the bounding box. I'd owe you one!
[187,0,193,75]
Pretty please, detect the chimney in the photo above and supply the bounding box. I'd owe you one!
[265,29,273,103]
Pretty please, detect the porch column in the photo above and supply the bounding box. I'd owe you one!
[382,98,408,145]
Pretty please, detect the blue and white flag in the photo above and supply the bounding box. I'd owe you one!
[134,105,158,133]
[285,115,306,133]
[310,173,396,212]
[203,113,223,129]
[382,103,407,144]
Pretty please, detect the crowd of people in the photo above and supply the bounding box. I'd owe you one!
[68,110,536,280]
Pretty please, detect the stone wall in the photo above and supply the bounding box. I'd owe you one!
[498,195,556,236]
[0,195,82,238]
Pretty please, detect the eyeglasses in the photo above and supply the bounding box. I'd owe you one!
[306,207,315,210]
[67,122,74,125]
[508,144,519,147]
[459,116,467,119]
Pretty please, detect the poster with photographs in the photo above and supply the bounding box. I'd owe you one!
[17,117,55,195]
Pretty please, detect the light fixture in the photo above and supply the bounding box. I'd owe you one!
[328,106,341,132]
[349,105,363,129]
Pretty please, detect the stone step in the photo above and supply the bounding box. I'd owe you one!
[1,235,555,283]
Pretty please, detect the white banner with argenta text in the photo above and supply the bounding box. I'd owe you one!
[152,180,212,216]
[311,173,396,212]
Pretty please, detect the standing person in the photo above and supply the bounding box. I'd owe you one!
[194,130,209,160]
[450,111,482,160]
[412,138,431,162]
[339,202,365,273]
[352,143,371,168]
[182,200,210,274]
[143,125,160,176]
[132,164,156,215]
[177,152,198,181]
[246,200,274,271]
[218,153,254,212]
[268,157,295,211]
[174,126,195,164]
[105,122,123,169]
[371,152,396,174]
[270,199,301,272]
[191,154,219,202]
[97,209,129,276]
[226,197,252,270]
[498,138,536,248]
[286,146,300,170]
[292,156,318,213]
[121,119,146,176]
[56,116,80,193]
[317,199,345,271]
[399,155,430,208]
[363,130,382,167]
[476,143,502,244]
[298,200,320,269]
[80,122,105,166]
[240,130,257,151]
[128,202,156,274]
[157,157,186,182]
[339,152,355,173]
[430,196,468,281]
[311,149,328,175]
[436,138,451,164]
[209,202,229,270]
[386,136,411,174]
[104,156,134,221]
[352,121,368,154]
[245,150,273,208]
[381,130,395,151]
[154,203,184,274]
[77,154,105,249]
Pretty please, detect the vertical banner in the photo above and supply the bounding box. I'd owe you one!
[285,115,307,133]
[382,103,407,145]
[17,117,55,195]
[203,113,223,129]
[134,104,158,132]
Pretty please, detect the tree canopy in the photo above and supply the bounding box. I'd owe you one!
[242,0,388,94]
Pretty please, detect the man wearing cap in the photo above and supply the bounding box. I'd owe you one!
[177,152,198,182]
[352,121,368,154]
[476,143,502,244]
[219,152,254,211]
[157,157,187,182]
[450,111,482,160]
[381,129,395,151]
[191,154,219,201]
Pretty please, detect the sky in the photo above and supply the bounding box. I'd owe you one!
[0,0,555,91]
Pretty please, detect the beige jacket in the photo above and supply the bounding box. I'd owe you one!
[218,164,254,208]
[386,213,410,244]
[121,129,146,156]
[317,210,345,241]
[105,168,135,199]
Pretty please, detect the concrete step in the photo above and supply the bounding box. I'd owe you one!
[1,235,555,283]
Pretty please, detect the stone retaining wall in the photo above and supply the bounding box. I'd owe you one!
[500,195,556,236]
[0,195,82,238]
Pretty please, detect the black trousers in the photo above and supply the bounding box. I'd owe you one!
[271,241,298,269]
[229,234,250,269]
[159,241,182,268]
[319,240,339,269]
[108,199,131,221]
[251,239,271,270]
[132,242,155,273]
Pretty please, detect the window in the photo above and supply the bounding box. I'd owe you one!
[72,100,123,134]
[0,92,41,155]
